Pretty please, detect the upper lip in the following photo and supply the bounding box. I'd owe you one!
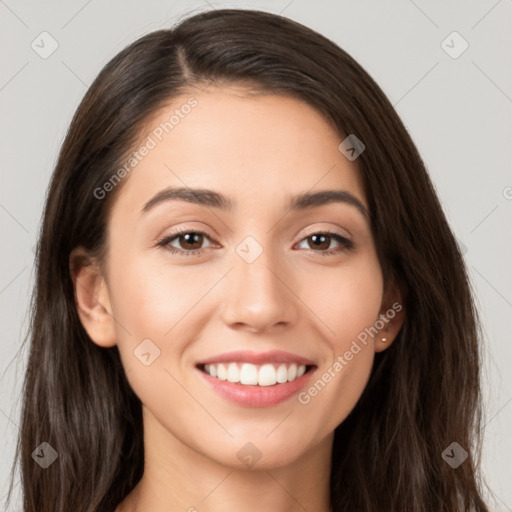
[196,350,316,367]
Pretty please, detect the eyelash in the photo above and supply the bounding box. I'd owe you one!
[157,228,355,258]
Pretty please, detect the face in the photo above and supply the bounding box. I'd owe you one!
[72,86,403,470]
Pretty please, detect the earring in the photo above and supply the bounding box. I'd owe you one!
[381,337,388,343]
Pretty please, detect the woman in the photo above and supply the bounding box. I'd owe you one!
[7,8,489,512]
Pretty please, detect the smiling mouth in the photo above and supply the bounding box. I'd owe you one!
[197,362,316,387]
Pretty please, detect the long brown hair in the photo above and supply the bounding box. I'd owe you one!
[7,8,489,511]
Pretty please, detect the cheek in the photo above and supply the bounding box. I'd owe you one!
[298,343,374,439]
[107,251,228,381]
[106,254,214,407]
[108,252,213,339]
[295,254,383,427]
[303,252,384,345]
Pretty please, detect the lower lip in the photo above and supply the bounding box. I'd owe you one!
[195,366,316,408]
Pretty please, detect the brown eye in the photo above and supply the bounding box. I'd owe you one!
[158,229,214,256]
[297,232,354,256]
[307,233,331,250]
[175,232,204,250]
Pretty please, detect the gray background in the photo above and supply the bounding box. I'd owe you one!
[1,0,511,510]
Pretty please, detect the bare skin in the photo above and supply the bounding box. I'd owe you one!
[71,86,404,512]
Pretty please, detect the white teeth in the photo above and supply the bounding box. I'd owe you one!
[287,363,297,381]
[258,364,277,386]
[217,363,227,380]
[276,364,288,384]
[201,362,308,386]
[240,363,258,385]
[227,363,240,383]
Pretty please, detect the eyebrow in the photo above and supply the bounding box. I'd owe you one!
[141,186,369,219]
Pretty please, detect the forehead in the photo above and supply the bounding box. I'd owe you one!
[109,87,367,219]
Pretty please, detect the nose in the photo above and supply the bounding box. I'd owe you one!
[220,240,299,333]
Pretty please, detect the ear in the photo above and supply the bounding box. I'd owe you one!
[374,279,405,353]
[69,247,117,348]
